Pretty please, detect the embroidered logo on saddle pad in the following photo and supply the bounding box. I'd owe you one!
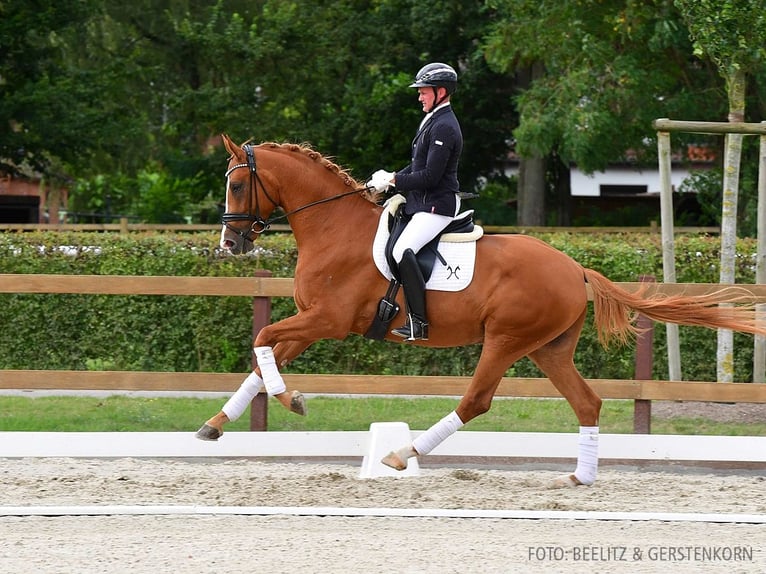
[372,195,483,292]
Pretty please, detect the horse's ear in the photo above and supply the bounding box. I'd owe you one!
[221,133,235,154]
[221,134,246,161]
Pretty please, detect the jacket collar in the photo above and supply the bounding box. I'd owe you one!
[417,102,451,133]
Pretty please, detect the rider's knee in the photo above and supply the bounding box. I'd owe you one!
[394,240,422,265]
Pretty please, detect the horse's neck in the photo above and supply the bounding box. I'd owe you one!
[266,149,381,257]
[289,192,380,250]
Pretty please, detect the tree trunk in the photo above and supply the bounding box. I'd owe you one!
[552,153,572,226]
[518,156,546,225]
[717,67,746,383]
[515,61,547,226]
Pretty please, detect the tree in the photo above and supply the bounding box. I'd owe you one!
[0,0,108,177]
[227,1,517,193]
[675,0,766,382]
[483,0,726,225]
[18,0,756,230]
[83,0,517,219]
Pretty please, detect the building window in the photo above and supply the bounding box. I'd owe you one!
[600,184,648,196]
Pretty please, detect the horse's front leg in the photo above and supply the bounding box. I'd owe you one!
[196,310,348,441]
[195,340,311,441]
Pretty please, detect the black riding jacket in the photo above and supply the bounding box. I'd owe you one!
[395,103,463,217]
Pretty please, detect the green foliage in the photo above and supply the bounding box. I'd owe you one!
[470,179,517,226]
[0,230,762,383]
[484,0,727,173]
[68,173,133,219]
[0,231,294,373]
[678,170,722,226]
[675,0,766,78]
[2,0,517,223]
[679,147,763,238]
[0,0,153,177]
[6,0,766,229]
[5,0,766,231]
[68,165,213,223]
[134,169,192,223]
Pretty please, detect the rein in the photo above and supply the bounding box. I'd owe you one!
[222,144,370,242]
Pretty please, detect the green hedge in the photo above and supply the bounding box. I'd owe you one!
[0,230,760,382]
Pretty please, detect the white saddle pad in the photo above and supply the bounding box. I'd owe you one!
[372,195,483,292]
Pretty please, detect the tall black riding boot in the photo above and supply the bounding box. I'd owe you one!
[391,248,429,341]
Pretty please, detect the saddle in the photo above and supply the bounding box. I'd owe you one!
[365,195,479,340]
[384,205,476,283]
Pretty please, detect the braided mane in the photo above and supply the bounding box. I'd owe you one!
[251,141,380,204]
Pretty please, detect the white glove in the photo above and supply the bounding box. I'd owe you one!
[366,169,395,193]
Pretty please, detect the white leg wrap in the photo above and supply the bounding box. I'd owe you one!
[412,410,464,456]
[253,346,286,396]
[221,371,263,421]
[573,426,599,485]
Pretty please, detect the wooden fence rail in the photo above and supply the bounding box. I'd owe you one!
[5,274,766,300]
[1,370,763,404]
[2,273,765,434]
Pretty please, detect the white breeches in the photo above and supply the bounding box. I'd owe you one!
[391,211,455,263]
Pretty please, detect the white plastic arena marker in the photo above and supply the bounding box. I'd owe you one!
[360,422,420,478]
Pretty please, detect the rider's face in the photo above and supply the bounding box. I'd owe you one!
[417,87,442,113]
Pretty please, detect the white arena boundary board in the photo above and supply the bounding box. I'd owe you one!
[0,504,764,524]
[0,430,764,462]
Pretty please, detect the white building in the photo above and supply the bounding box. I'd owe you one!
[569,163,694,197]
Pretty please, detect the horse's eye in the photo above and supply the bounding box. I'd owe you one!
[230,182,244,194]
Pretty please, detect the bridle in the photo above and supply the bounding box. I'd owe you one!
[222,144,274,240]
[221,143,370,243]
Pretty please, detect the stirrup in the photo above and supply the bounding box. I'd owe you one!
[391,316,429,341]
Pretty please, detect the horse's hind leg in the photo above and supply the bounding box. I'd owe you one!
[528,313,602,487]
[382,338,526,470]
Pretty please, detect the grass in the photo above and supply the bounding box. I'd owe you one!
[1,395,764,436]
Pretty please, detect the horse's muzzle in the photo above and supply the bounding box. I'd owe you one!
[220,227,255,255]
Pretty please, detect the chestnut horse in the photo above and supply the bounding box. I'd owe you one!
[197,135,765,487]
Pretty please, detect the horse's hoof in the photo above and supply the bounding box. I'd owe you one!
[195,423,223,441]
[381,451,408,471]
[550,473,583,489]
[290,390,307,416]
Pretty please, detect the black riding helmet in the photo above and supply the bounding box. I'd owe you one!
[409,62,458,109]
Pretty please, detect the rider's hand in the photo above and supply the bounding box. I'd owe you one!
[366,169,395,193]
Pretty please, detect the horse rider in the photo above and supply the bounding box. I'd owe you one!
[367,62,464,341]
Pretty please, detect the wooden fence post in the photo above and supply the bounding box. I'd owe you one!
[250,269,272,431]
[633,274,655,433]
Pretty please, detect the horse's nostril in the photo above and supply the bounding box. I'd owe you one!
[221,239,236,253]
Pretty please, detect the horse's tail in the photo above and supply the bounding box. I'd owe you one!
[583,267,766,347]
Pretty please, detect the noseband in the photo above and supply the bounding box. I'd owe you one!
[222,144,372,243]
